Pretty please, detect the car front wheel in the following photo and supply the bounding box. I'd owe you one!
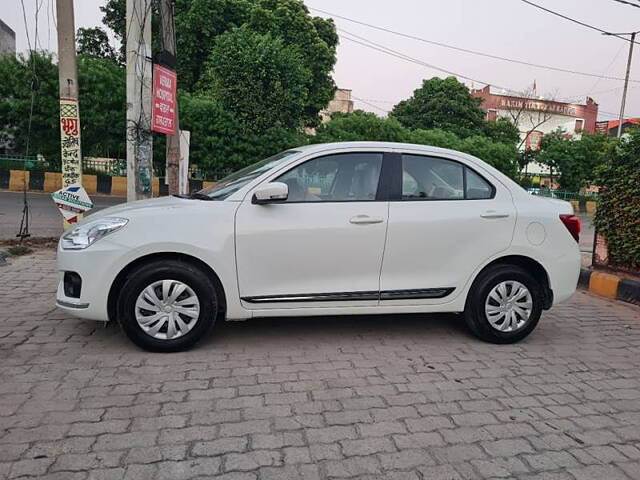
[117,260,218,352]
[464,264,543,344]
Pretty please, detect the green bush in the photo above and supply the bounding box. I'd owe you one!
[594,129,640,270]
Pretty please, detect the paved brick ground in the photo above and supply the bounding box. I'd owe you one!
[1,250,640,479]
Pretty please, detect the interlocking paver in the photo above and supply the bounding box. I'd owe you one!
[1,250,640,479]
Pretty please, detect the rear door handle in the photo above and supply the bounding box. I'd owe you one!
[480,211,510,219]
[350,215,384,225]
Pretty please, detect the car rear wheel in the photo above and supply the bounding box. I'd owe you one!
[464,264,543,344]
[117,260,217,352]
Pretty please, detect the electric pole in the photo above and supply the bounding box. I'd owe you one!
[56,0,83,226]
[159,0,180,195]
[126,0,154,201]
[604,31,638,137]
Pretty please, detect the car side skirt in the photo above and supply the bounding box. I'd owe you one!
[242,288,454,304]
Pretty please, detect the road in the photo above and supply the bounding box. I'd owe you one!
[0,250,639,479]
[0,191,124,240]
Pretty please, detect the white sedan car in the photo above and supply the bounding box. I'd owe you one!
[56,142,581,351]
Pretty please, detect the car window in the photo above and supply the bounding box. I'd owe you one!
[402,155,464,200]
[466,168,494,200]
[276,153,383,202]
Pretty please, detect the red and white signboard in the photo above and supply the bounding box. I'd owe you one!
[152,64,177,135]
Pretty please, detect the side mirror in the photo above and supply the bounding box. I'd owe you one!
[252,182,289,205]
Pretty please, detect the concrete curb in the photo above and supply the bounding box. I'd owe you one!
[1,170,216,196]
[579,268,640,306]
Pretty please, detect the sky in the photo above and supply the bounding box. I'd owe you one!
[4,0,640,120]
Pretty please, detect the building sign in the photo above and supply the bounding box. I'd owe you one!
[499,98,576,116]
[51,184,93,224]
[59,98,82,188]
[152,64,177,135]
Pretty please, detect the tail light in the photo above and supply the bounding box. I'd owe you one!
[559,214,581,242]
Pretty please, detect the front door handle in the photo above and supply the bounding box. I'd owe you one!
[480,211,510,219]
[350,215,384,225]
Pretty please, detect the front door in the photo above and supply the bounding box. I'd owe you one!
[380,153,516,304]
[235,151,389,308]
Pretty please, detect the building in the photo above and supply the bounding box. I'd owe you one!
[472,85,598,150]
[320,88,354,124]
[0,19,16,56]
[595,118,640,137]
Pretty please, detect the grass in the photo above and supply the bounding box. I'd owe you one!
[6,245,34,256]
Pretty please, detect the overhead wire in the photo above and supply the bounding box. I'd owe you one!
[310,6,639,83]
[338,28,514,92]
[610,0,640,8]
[352,96,391,113]
[518,0,640,44]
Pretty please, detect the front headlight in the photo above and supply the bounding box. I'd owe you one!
[61,217,129,250]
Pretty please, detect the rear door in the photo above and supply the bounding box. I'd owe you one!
[379,152,516,304]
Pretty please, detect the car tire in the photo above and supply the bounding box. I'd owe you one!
[117,260,218,352]
[464,264,543,344]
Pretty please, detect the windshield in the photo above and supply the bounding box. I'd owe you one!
[197,150,299,200]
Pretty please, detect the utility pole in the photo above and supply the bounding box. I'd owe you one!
[126,0,154,201]
[159,0,181,195]
[603,31,638,137]
[56,0,83,226]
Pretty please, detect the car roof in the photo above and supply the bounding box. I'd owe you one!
[293,141,464,157]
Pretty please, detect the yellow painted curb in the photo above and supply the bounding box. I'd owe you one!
[44,172,62,192]
[83,175,97,195]
[111,176,127,197]
[152,177,160,197]
[589,272,619,299]
[9,170,29,191]
[586,201,597,214]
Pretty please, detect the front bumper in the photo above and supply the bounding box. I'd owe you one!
[55,240,124,322]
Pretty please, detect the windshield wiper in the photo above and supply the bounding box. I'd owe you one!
[172,192,214,201]
[189,192,214,201]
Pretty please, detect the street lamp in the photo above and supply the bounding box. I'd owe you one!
[603,30,640,137]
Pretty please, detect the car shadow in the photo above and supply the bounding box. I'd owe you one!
[195,311,475,351]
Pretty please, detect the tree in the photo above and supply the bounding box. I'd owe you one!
[179,92,305,174]
[0,53,60,164]
[246,0,338,126]
[77,56,126,159]
[536,131,610,191]
[483,118,520,145]
[0,52,126,167]
[198,27,311,131]
[76,27,117,62]
[459,135,519,178]
[390,77,486,138]
[311,111,408,144]
[101,0,338,124]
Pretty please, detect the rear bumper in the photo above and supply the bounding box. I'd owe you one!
[547,249,581,306]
